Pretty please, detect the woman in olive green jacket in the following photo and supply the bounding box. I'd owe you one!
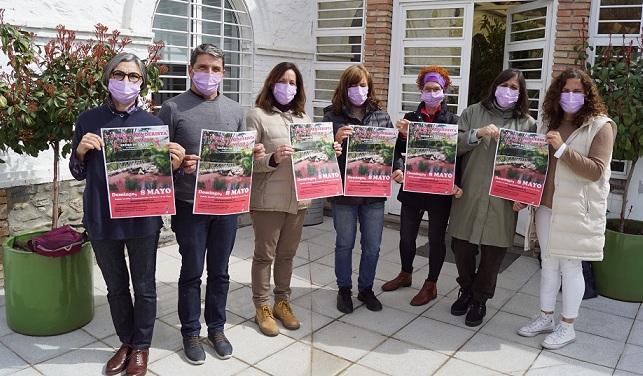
[448,68,536,327]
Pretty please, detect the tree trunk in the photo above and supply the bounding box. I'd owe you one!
[619,157,638,233]
[51,141,60,229]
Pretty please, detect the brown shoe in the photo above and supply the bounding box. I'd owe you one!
[410,280,437,306]
[105,344,131,375]
[125,349,149,376]
[255,305,279,336]
[381,271,412,291]
[273,300,300,330]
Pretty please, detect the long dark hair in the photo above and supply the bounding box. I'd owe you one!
[330,64,381,114]
[480,68,530,119]
[542,67,607,130]
[255,62,306,116]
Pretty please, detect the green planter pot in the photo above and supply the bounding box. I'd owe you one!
[3,230,94,336]
[592,219,643,303]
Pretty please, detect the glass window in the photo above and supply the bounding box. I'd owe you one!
[596,0,643,35]
[405,8,465,38]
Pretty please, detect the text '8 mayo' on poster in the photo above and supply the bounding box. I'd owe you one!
[344,125,398,197]
[101,125,176,218]
[290,122,343,201]
[403,122,458,195]
[193,130,256,215]
[489,128,549,206]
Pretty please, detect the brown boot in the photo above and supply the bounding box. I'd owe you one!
[125,348,148,376]
[255,305,279,336]
[105,344,131,375]
[381,271,412,291]
[410,280,437,306]
[273,300,300,330]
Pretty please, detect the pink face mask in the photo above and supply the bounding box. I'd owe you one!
[272,82,297,105]
[495,86,520,109]
[560,92,585,114]
[108,79,140,105]
[192,71,222,97]
[421,90,444,108]
[347,85,369,106]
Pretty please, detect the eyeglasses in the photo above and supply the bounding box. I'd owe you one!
[111,70,143,83]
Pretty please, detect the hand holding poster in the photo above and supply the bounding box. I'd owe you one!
[193,130,256,215]
[344,126,398,197]
[403,122,458,195]
[290,122,343,201]
[489,128,549,206]
[102,125,176,218]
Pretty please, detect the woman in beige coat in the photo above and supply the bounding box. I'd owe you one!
[517,68,616,349]
[247,62,341,337]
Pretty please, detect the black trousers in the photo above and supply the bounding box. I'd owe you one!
[399,196,451,282]
[451,237,507,302]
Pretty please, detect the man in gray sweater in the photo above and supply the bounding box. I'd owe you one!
[158,44,263,365]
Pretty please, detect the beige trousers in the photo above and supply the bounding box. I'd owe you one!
[251,209,306,307]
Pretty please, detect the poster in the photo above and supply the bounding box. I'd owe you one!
[193,130,256,215]
[101,125,176,218]
[489,128,549,206]
[344,126,398,197]
[290,122,343,201]
[403,122,458,195]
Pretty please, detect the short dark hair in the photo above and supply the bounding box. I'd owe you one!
[190,43,225,68]
[481,68,530,119]
[255,62,306,116]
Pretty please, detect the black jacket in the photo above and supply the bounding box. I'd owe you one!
[394,101,461,207]
[322,104,394,206]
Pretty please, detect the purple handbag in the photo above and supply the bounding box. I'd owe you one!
[26,225,87,258]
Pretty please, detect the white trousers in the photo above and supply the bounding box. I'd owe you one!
[536,206,585,319]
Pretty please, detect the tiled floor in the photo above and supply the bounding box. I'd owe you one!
[1,217,641,376]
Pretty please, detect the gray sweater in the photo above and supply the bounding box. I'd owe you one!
[158,89,246,203]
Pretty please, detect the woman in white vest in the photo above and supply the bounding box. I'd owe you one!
[515,68,616,349]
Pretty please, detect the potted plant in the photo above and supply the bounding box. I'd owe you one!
[577,34,643,302]
[0,9,166,334]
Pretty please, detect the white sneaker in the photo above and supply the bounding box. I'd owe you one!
[517,313,555,337]
[542,322,576,349]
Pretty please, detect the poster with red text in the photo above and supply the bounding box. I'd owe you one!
[344,126,398,197]
[101,126,176,218]
[489,128,549,206]
[193,130,256,215]
[290,122,343,201]
[403,122,458,195]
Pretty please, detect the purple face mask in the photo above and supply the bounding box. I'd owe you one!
[192,71,222,97]
[560,92,585,114]
[495,86,520,109]
[108,79,140,105]
[272,82,297,105]
[347,85,368,106]
[421,90,444,108]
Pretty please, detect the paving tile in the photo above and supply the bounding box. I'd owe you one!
[574,307,634,342]
[155,258,182,285]
[0,288,5,307]
[235,367,270,376]
[159,310,246,338]
[0,329,96,365]
[225,322,295,364]
[480,311,544,349]
[297,241,335,262]
[235,225,255,240]
[616,344,643,375]
[0,342,29,376]
[454,333,540,374]
[148,350,248,376]
[339,364,386,375]
[614,371,641,376]
[519,271,541,297]
[393,316,475,355]
[526,352,614,376]
[92,264,108,292]
[256,341,350,376]
[232,236,255,260]
[580,296,640,319]
[156,283,179,318]
[306,232,339,250]
[228,259,253,286]
[422,294,497,330]
[433,358,503,376]
[293,287,345,319]
[374,259,404,283]
[289,275,317,300]
[486,286,515,310]
[81,303,116,340]
[502,292,543,318]
[293,262,337,287]
[278,306,334,341]
[308,321,386,362]
[225,286,256,319]
[551,330,626,368]
[316,251,360,272]
[638,304,643,321]
[0,303,11,338]
[628,320,643,347]
[358,338,448,375]
[94,288,109,307]
[301,226,328,241]
[339,305,416,336]
[33,341,114,376]
[7,367,42,376]
[376,286,434,315]
[378,228,400,253]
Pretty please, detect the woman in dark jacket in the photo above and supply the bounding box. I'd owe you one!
[323,64,393,314]
[382,66,462,307]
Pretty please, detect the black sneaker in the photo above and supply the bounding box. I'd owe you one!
[182,335,206,365]
[208,331,232,360]
[357,290,383,312]
[465,300,486,327]
[450,288,472,316]
[337,287,354,314]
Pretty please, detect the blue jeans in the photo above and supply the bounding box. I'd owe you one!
[91,232,160,349]
[332,201,385,293]
[172,201,237,336]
